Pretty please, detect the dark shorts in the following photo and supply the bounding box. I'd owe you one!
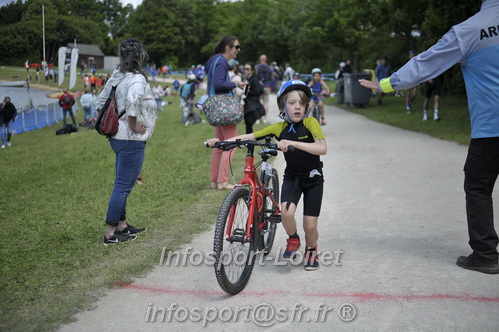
[281,169,324,217]
[425,80,442,98]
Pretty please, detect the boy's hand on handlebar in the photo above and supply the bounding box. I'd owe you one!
[278,139,294,152]
[205,138,220,147]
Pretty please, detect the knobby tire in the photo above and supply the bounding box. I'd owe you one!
[213,187,257,295]
[260,168,279,254]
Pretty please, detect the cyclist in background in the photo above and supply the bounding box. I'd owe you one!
[206,80,327,270]
[307,68,330,126]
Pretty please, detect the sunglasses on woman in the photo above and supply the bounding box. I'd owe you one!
[232,45,241,50]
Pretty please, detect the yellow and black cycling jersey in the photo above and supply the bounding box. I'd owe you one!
[253,117,325,173]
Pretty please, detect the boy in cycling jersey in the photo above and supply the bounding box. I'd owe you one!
[206,80,327,270]
[308,68,330,126]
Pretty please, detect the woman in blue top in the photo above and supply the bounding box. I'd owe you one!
[204,36,248,190]
[307,68,330,126]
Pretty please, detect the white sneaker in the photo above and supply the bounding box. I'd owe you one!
[6,142,11,147]
[1,145,5,149]
[422,113,428,121]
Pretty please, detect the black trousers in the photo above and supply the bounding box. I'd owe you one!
[63,108,77,127]
[463,137,499,263]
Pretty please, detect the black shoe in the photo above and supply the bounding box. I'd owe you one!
[116,223,147,236]
[456,254,499,274]
[104,232,137,246]
[304,245,320,271]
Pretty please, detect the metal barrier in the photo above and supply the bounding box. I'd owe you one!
[11,102,79,134]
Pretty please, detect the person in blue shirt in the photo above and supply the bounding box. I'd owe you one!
[204,36,247,190]
[173,78,180,99]
[374,57,392,106]
[360,0,499,274]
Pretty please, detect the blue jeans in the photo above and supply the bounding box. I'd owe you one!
[83,106,91,121]
[106,139,146,225]
[1,122,13,146]
[155,98,162,111]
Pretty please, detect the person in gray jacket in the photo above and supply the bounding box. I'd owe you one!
[360,0,499,274]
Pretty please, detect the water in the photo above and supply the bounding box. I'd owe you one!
[0,86,56,108]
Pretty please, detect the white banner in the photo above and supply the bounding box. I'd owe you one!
[58,47,66,87]
[69,48,79,90]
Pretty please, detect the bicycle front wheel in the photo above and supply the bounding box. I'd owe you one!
[261,168,279,254]
[313,104,321,123]
[213,187,257,295]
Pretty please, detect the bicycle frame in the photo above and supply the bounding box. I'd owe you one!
[225,144,281,244]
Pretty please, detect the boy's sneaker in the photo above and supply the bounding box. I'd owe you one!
[304,245,319,271]
[1,145,5,149]
[6,142,11,147]
[115,223,147,236]
[104,233,137,246]
[283,238,301,259]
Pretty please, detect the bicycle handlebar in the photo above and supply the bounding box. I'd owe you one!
[204,139,295,153]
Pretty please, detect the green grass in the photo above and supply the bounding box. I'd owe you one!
[324,83,471,146]
[0,88,253,331]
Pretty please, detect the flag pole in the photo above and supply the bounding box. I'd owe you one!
[42,4,46,67]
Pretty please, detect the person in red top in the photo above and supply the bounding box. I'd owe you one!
[58,89,76,127]
[97,75,104,92]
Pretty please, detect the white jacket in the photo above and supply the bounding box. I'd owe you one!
[97,69,157,141]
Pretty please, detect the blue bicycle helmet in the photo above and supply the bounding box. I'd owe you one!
[276,80,312,106]
[277,80,312,124]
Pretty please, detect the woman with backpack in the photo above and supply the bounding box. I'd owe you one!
[97,38,156,245]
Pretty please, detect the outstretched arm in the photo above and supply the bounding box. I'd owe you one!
[360,29,463,93]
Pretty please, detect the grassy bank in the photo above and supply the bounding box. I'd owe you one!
[0,89,253,331]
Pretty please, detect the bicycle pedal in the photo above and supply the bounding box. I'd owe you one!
[228,228,246,243]
[268,214,281,223]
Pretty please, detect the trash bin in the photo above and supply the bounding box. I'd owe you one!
[343,72,371,107]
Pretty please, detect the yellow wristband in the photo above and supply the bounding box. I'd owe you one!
[379,77,395,93]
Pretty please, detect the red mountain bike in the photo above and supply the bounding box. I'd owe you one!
[206,138,293,295]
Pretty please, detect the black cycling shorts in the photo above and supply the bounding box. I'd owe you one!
[425,80,442,98]
[281,171,324,217]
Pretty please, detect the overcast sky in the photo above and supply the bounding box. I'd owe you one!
[0,0,143,8]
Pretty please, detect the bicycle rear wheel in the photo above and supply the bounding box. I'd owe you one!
[213,187,257,295]
[260,168,279,254]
